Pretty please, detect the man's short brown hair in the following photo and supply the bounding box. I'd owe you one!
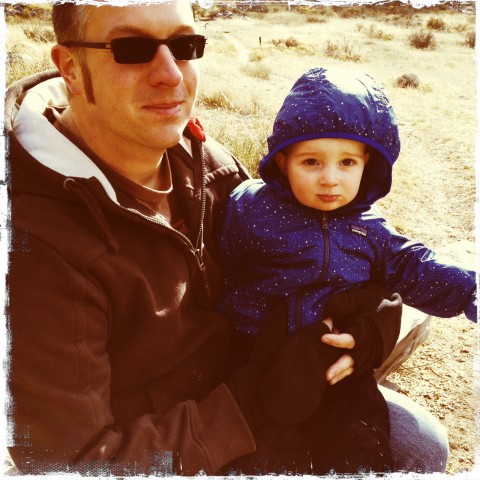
[52,2,90,43]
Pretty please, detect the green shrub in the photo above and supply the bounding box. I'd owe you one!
[409,30,436,50]
[426,17,446,31]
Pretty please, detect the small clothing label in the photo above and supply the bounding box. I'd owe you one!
[351,224,368,237]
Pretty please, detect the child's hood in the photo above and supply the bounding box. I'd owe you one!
[259,67,401,212]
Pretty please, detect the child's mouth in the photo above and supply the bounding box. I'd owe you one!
[317,195,339,202]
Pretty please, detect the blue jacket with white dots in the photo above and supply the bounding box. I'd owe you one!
[217,67,477,334]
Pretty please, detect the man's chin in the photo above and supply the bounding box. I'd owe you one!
[148,124,188,151]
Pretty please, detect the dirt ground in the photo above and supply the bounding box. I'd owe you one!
[388,307,478,475]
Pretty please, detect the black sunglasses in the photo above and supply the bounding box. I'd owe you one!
[61,34,207,64]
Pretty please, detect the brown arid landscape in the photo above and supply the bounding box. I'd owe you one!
[4,0,478,477]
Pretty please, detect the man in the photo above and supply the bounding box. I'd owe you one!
[6,0,447,475]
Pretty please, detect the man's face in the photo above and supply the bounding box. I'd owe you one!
[72,0,199,157]
[276,138,369,211]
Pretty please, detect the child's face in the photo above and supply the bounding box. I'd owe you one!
[275,138,369,211]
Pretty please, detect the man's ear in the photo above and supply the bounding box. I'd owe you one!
[275,151,288,175]
[51,45,84,96]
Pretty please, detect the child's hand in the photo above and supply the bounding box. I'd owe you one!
[326,354,355,385]
[320,326,356,385]
[324,287,402,379]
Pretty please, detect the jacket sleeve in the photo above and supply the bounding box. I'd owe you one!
[8,236,255,475]
[379,222,477,322]
[217,180,276,333]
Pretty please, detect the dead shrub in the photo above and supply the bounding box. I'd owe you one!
[285,36,300,48]
[306,16,326,24]
[409,30,436,50]
[367,24,393,41]
[241,63,271,81]
[249,48,265,62]
[464,31,475,48]
[271,36,315,55]
[23,23,56,43]
[426,17,446,31]
[395,73,420,89]
[324,39,361,62]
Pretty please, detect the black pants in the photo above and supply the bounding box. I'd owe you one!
[221,374,393,475]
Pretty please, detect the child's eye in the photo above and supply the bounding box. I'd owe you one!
[304,158,318,166]
[341,159,356,167]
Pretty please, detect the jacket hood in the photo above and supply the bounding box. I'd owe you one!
[7,72,120,202]
[259,67,401,212]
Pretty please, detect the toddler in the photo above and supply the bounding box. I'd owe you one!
[218,67,476,474]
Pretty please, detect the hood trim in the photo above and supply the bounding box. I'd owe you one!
[13,77,119,203]
[259,131,394,178]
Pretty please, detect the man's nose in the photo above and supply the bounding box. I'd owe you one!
[147,44,183,87]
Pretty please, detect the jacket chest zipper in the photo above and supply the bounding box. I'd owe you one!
[294,212,330,333]
[64,133,208,279]
[113,136,207,272]
[319,211,330,282]
[122,205,204,271]
[69,177,204,271]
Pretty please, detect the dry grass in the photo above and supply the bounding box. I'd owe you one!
[6,17,55,85]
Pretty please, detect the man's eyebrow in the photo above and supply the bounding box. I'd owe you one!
[106,25,195,38]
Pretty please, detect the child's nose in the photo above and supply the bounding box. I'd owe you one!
[320,166,339,186]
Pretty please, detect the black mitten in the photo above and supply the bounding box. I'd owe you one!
[326,285,402,376]
[227,302,329,430]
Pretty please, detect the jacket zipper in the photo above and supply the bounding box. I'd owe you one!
[63,150,206,273]
[121,202,203,270]
[294,211,331,332]
[319,211,330,283]
[191,136,207,271]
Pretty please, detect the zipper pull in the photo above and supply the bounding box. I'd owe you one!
[321,211,328,229]
[195,248,206,271]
